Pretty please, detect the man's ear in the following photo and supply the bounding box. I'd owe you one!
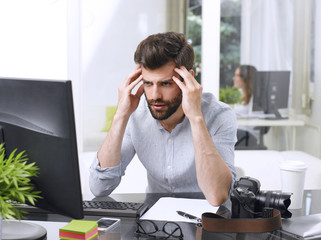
[189,69,195,77]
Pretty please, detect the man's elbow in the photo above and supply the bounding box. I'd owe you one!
[204,179,232,206]
[89,176,119,197]
[206,191,229,206]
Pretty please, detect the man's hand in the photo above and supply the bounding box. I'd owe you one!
[172,66,203,121]
[116,65,144,119]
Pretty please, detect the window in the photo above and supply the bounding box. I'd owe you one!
[187,0,202,83]
[220,0,241,87]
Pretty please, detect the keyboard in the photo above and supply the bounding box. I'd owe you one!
[83,200,149,218]
[10,200,149,218]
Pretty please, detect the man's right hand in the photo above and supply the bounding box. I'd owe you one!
[116,65,144,119]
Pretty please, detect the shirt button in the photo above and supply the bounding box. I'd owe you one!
[168,139,172,143]
[167,166,172,170]
[172,186,175,190]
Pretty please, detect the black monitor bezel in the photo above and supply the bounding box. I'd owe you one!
[0,78,83,219]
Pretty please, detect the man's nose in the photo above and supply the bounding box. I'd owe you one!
[151,86,162,100]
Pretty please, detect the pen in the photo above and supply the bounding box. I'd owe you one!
[176,211,202,223]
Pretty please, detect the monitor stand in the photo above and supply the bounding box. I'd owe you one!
[2,220,47,240]
[0,126,4,144]
[265,109,288,120]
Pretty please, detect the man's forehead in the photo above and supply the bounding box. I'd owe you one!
[141,70,179,82]
[142,77,174,82]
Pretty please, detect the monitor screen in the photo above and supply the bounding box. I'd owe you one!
[0,78,83,219]
[252,71,291,119]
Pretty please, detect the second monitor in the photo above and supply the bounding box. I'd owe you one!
[252,71,291,119]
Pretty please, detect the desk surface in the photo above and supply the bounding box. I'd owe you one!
[237,117,305,127]
[16,190,321,240]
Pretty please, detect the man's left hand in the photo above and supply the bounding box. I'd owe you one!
[173,66,203,121]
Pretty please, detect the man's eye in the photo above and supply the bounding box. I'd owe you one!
[162,82,171,86]
[143,82,151,86]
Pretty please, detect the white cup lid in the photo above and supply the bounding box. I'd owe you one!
[280,160,307,171]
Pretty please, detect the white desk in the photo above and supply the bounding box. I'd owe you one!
[234,150,321,190]
[237,118,305,150]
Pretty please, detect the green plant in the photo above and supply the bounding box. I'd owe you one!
[220,0,241,87]
[219,85,242,104]
[0,143,41,219]
[187,10,202,83]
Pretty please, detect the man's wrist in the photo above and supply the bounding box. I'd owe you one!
[113,110,131,122]
[188,115,204,125]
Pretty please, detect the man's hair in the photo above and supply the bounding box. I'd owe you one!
[134,32,194,70]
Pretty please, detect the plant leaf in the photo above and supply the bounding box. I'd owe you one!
[0,145,41,219]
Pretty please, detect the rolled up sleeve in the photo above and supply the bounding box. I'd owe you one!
[89,156,122,196]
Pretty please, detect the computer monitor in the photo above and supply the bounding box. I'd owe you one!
[0,78,83,219]
[252,71,291,119]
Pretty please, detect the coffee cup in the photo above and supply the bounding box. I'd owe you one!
[280,160,307,209]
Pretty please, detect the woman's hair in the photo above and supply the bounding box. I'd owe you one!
[238,65,257,105]
[134,32,194,70]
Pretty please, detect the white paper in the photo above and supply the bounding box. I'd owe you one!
[140,197,218,223]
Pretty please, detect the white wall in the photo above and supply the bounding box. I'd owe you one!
[295,1,321,158]
[310,1,321,125]
[0,0,68,79]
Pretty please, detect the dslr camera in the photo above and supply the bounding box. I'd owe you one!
[231,177,292,219]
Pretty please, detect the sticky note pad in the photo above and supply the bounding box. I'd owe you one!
[59,220,98,240]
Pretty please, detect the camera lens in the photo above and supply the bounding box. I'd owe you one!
[256,191,292,218]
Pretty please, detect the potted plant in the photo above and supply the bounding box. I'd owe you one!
[219,85,242,107]
[0,143,41,220]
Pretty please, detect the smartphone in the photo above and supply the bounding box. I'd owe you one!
[97,217,120,232]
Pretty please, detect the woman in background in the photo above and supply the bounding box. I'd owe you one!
[233,65,265,148]
[233,64,257,117]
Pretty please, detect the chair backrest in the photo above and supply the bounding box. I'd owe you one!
[235,129,267,150]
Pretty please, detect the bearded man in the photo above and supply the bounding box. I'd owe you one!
[89,32,237,206]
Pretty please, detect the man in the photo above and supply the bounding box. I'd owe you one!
[90,32,237,206]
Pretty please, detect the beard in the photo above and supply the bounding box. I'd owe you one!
[145,91,182,120]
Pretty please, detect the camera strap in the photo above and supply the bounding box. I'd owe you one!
[201,209,282,233]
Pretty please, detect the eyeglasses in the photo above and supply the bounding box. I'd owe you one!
[135,220,184,239]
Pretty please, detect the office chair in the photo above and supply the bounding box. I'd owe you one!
[235,128,267,150]
[255,126,270,149]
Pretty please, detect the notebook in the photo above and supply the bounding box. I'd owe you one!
[140,197,218,223]
[282,213,321,239]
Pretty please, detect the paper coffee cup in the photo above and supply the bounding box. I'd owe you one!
[280,160,307,209]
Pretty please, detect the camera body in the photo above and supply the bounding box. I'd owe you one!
[231,176,292,219]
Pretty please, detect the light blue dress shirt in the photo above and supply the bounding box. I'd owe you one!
[89,92,237,196]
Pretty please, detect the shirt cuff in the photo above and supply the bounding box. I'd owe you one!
[90,155,122,179]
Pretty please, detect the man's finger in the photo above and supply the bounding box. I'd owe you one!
[128,74,143,90]
[172,76,186,90]
[135,83,145,98]
[174,66,195,87]
[125,66,142,85]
